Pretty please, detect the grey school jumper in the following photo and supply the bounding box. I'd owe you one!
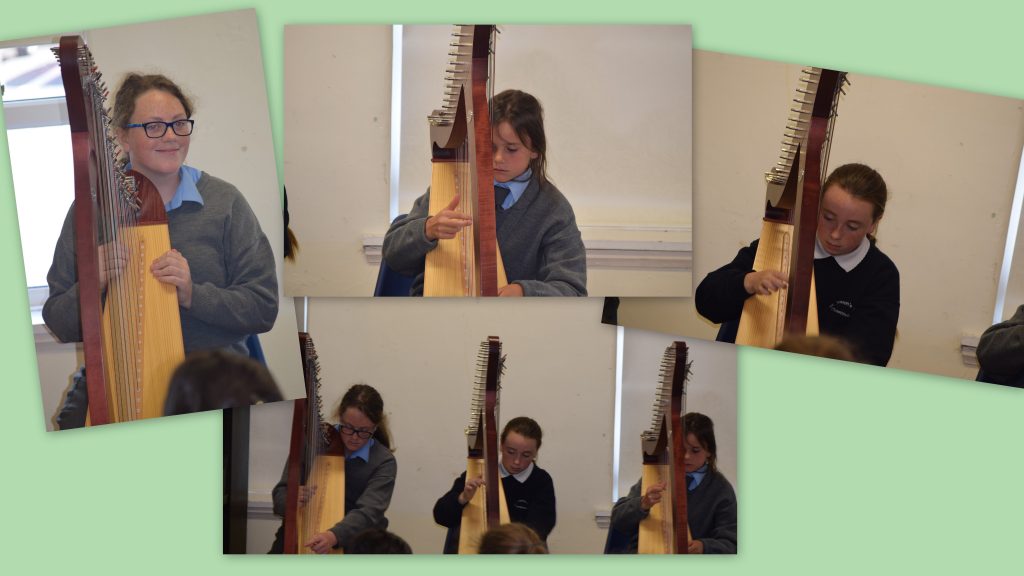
[272,441,397,551]
[43,172,278,355]
[44,173,278,427]
[609,471,738,554]
[381,179,587,296]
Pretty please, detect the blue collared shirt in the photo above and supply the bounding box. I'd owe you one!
[164,165,204,211]
[346,437,375,462]
[123,164,204,212]
[495,168,532,211]
[688,463,708,492]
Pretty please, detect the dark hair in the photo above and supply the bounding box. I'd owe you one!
[683,412,718,473]
[775,334,859,363]
[822,163,888,222]
[491,89,548,186]
[501,416,542,450]
[338,384,392,450]
[478,523,548,554]
[112,73,194,131]
[163,350,283,416]
[346,528,412,554]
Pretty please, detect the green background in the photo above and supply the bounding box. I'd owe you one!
[2,0,1023,573]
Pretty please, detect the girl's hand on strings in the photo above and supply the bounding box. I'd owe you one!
[98,241,127,290]
[426,194,473,241]
[305,531,337,554]
[458,476,485,505]
[743,270,788,296]
[151,249,193,308]
[640,481,667,511]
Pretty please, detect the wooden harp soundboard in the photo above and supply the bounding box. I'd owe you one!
[55,36,183,424]
[638,341,691,554]
[736,67,848,348]
[458,336,509,553]
[424,25,508,296]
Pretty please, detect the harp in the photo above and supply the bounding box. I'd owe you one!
[638,341,691,554]
[736,67,848,347]
[458,336,509,553]
[423,25,508,296]
[55,35,184,424]
[283,333,345,554]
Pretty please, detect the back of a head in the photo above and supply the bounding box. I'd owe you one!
[775,334,859,363]
[477,523,548,554]
[346,528,412,554]
[163,349,284,416]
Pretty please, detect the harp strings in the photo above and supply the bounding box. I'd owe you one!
[72,44,148,421]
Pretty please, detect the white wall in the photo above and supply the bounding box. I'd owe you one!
[30,10,303,429]
[284,25,693,297]
[618,50,1024,380]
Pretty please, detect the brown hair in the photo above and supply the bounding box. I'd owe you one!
[491,89,548,186]
[111,73,194,131]
[338,384,392,450]
[501,416,542,450]
[478,523,548,554]
[683,412,718,473]
[822,163,888,222]
[775,334,859,363]
[163,350,283,416]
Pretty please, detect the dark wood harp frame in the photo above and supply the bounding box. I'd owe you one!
[56,36,183,425]
[737,68,848,346]
[283,332,345,554]
[457,336,507,553]
[425,25,504,296]
[638,341,691,554]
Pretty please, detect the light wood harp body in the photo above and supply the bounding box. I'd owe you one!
[638,341,691,554]
[458,336,509,553]
[736,68,848,348]
[56,36,183,425]
[424,25,508,296]
[284,333,345,554]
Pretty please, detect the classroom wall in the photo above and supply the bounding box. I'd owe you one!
[618,50,1024,380]
[282,25,392,297]
[284,25,693,297]
[30,10,303,430]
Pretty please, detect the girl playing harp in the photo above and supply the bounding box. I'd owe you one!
[696,163,899,366]
[434,416,556,553]
[383,88,587,297]
[43,71,278,426]
[610,412,737,554]
[271,384,397,554]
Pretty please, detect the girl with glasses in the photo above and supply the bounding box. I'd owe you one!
[270,384,398,554]
[43,73,278,426]
[433,416,556,553]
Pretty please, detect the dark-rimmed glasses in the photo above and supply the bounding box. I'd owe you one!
[339,422,375,439]
[125,119,194,138]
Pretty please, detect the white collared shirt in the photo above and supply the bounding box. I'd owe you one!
[814,235,870,272]
[498,461,534,483]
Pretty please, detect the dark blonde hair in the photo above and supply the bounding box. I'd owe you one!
[501,416,542,450]
[822,163,888,222]
[111,73,194,131]
[338,384,392,450]
[478,523,548,554]
[491,90,548,186]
